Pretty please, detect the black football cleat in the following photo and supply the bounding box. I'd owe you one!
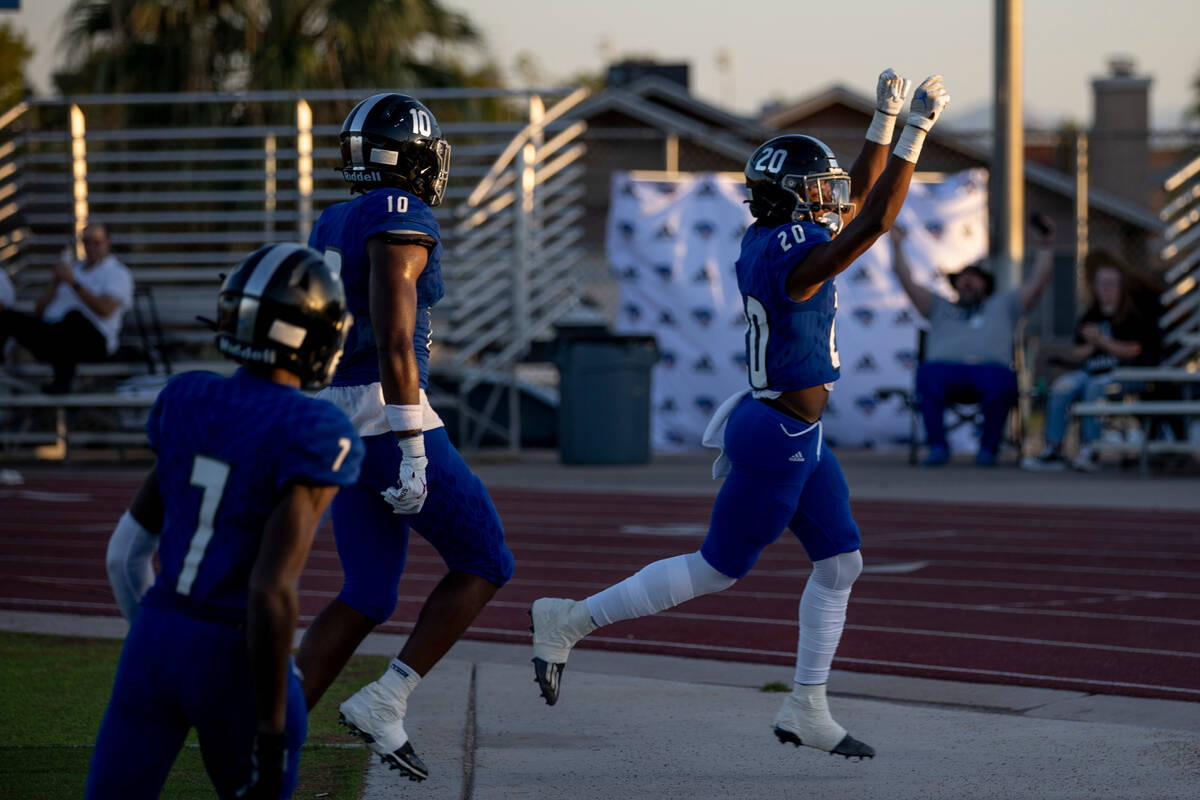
[532,657,565,706]
[339,712,429,781]
[774,727,875,761]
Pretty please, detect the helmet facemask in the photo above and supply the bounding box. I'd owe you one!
[412,138,451,206]
[780,172,854,235]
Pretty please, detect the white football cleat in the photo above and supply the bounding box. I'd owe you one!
[339,681,428,781]
[773,683,875,760]
[529,597,596,705]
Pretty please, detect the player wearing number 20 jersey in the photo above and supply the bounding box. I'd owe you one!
[530,72,951,763]
[737,220,839,394]
[88,244,364,800]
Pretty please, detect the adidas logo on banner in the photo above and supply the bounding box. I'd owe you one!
[789,451,806,462]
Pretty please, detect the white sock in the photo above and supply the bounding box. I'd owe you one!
[794,551,861,685]
[586,551,735,627]
[378,658,421,704]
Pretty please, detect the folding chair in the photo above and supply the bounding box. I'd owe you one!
[876,327,1026,465]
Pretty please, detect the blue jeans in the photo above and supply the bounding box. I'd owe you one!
[916,361,1018,454]
[1044,369,1122,446]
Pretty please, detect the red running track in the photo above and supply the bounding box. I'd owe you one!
[2,473,1198,702]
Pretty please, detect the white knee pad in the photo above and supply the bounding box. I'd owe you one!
[587,551,735,627]
[810,550,863,591]
[794,550,861,685]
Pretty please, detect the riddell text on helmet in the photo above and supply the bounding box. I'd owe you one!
[218,338,278,364]
[342,169,383,182]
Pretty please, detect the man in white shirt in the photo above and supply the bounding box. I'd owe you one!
[0,223,134,392]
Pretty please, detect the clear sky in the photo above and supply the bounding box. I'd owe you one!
[6,0,1198,128]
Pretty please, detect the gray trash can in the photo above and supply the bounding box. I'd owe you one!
[555,332,659,464]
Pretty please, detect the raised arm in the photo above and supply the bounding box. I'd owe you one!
[1020,214,1056,313]
[786,76,950,301]
[889,227,936,318]
[845,69,913,224]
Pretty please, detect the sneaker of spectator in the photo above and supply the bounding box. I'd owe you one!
[1070,444,1100,473]
[1021,445,1066,471]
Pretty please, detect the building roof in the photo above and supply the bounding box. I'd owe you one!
[566,76,767,162]
[764,85,1164,232]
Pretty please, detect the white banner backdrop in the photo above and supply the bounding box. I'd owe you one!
[606,169,990,452]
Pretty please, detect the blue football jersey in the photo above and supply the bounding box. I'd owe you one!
[308,187,445,388]
[140,369,364,622]
[735,221,840,393]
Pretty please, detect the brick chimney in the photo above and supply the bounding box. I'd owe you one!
[1090,57,1152,208]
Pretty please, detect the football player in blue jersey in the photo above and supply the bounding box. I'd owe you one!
[531,71,950,760]
[294,93,514,782]
[87,244,364,799]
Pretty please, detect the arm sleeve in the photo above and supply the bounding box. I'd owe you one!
[106,511,157,622]
[361,190,439,243]
[381,230,438,249]
[274,404,365,491]
[764,223,830,304]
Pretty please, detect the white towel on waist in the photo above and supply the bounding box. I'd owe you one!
[701,389,750,479]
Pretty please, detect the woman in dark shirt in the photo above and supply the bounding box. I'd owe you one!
[1022,255,1161,472]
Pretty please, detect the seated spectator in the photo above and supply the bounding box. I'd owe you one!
[890,216,1055,466]
[1022,251,1162,472]
[0,224,134,393]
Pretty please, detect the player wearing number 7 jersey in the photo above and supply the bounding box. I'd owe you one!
[87,244,363,799]
[531,71,949,760]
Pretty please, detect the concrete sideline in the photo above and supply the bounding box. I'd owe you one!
[465,448,1200,511]
[4,611,1198,800]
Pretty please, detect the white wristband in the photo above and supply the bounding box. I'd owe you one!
[893,124,928,164]
[397,432,426,460]
[866,110,897,145]
[385,403,423,433]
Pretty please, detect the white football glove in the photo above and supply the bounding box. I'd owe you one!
[875,68,912,116]
[381,434,428,515]
[907,75,950,131]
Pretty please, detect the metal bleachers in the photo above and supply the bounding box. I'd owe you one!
[0,88,590,457]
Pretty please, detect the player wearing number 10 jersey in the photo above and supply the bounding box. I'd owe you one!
[87,244,363,800]
[294,93,514,783]
[531,71,950,761]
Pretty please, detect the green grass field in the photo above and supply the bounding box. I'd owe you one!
[0,631,386,799]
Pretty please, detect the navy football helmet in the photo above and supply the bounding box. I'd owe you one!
[216,244,351,388]
[339,93,451,206]
[745,135,853,234]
